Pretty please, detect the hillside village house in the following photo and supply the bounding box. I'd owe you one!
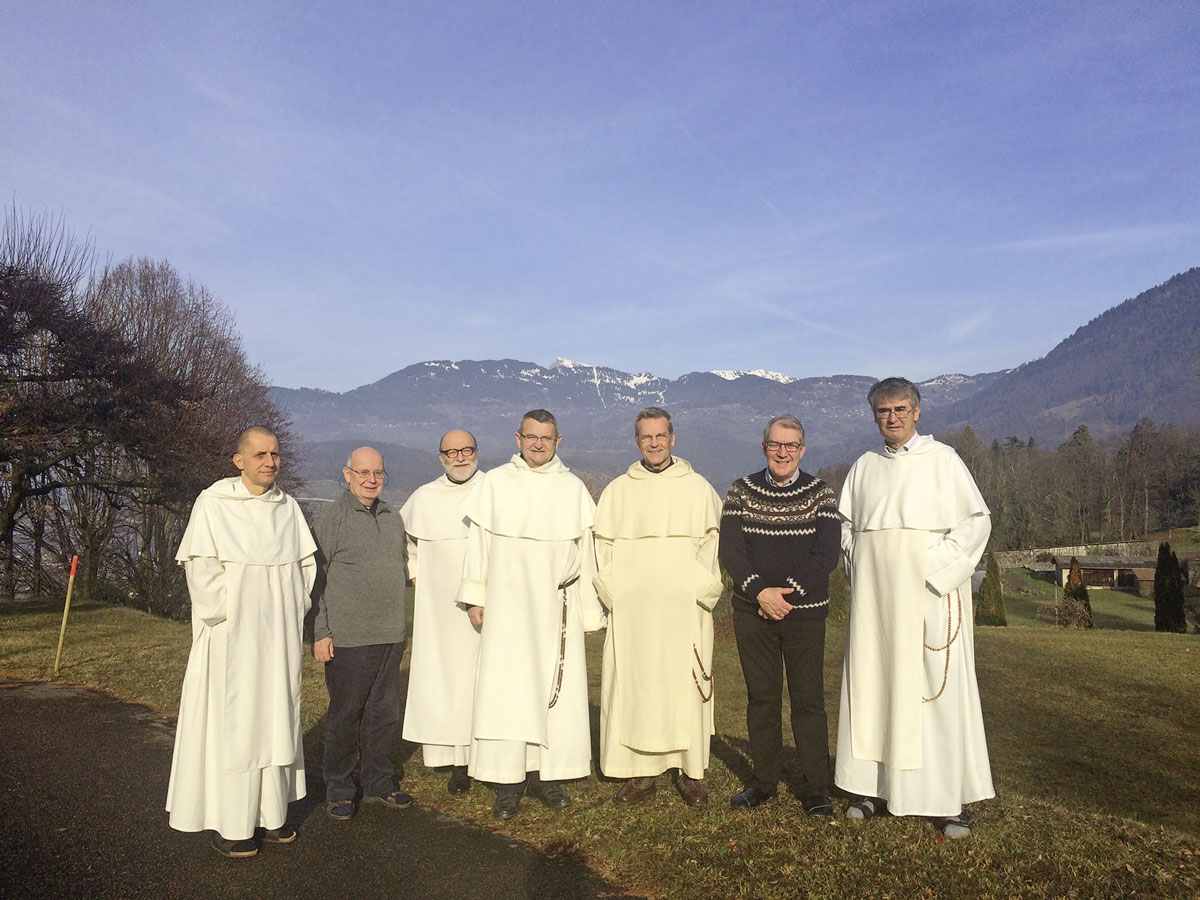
[1053,555,1158,596]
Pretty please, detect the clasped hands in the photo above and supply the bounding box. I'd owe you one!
[756,586,795,621]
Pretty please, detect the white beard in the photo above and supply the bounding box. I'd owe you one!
[442,458,478,483]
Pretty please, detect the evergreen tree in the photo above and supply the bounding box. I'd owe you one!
[1153,542,1186,633]
[1059,556,1094,628]
[975,551,1007,626]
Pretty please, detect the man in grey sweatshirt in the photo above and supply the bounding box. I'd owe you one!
[311,446,410,819]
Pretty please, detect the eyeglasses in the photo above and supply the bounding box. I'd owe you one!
[439,446,477,460]
[347,468,387,481]
[763,441,803,454]
[636,432,671,444]
[874,405,914,420]
[517,433,557,445]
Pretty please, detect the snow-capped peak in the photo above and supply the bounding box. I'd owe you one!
[711,369,797,384]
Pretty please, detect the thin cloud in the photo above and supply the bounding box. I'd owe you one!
[981,223,1200,254]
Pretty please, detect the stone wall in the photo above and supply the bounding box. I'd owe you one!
[993,541,1156,569]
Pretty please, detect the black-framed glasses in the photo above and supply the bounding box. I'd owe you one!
[763,441,803,454]
[439,446,478,460]
[874,405,914,420]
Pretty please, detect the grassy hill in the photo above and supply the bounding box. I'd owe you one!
[2,597,1196,899]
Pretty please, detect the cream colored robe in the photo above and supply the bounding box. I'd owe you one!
[593,458,723,780]
[399,471,482,768]
[459,454,604,783]
[834,435,994,817]
[166,477,317,839]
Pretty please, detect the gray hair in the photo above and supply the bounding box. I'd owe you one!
[634,406,673,436]
[867,377,921,412]
[762,415,805,445]
[520,408,558,435]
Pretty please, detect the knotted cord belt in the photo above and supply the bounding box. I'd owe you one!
[692,645,713,702]
[923,587,962,703]
[547,574,580,709]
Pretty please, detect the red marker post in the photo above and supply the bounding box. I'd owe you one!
[53,555,79,676]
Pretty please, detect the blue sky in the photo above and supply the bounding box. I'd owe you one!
[4,1,1198,391]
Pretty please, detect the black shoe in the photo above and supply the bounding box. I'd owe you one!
[260,824,298,843]
[730,786,774,810]
[803,795,834,817]
[211,833,257,858]
[448,767,471,795]
[493,791,521,821]
[527,779,572,810]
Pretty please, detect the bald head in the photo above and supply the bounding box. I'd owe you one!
[343,446,386,507]
[439,429,479,483]
[236,425,276,455]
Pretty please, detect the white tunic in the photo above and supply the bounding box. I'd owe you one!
[166,477,317,839]
[593,458,723,779]
[399,472,483,768]
[459,454,604,783]
[834,435,995,817]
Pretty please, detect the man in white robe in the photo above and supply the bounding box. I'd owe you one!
[166,426,317,858]
[460,409,604,821]
[593,407,722,807]
[400,428,484,796]
[835,378,994,838]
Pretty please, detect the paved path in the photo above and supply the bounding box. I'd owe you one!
[0,681,638,900]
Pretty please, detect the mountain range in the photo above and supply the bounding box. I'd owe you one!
[273,267,1200,498]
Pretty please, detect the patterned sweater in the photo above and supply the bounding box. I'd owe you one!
[719,468,841,620]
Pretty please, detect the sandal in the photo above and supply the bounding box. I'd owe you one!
[845,797,883,820]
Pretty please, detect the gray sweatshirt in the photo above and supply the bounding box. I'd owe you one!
[310,490,407,647]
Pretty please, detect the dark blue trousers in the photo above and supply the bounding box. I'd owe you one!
[323,641,406,802]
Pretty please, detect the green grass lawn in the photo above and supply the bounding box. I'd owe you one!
[1001,568,1162,631]
[2,598,1197,900]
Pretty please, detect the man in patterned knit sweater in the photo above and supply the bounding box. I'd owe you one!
[719,415,841,814]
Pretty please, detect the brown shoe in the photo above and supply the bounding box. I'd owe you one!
[675,773,709,807]
[613,777,657,806]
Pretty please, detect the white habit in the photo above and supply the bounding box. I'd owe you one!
[593,458,723,779]
[459,454,604,784]
[166,477,317,839]
[399,471,483,768]
[834,435,994,817]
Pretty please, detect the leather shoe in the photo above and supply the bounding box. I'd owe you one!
[675,774,709,807]
[493,791,521,821]
[447,767,471,795]
[614,777,657,806]
[527,779,572,810]
[730,786,774,810]
[804,795,834,817]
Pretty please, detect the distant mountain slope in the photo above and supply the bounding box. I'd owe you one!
[934,268,1200,444]
[271,266,1200,496]
[273,363,1003,496]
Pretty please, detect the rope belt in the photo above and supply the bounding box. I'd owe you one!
[547,575,580,709]
[691,644,713,702]
[922,587,962,703]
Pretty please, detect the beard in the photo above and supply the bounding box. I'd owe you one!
[442,458,478,483]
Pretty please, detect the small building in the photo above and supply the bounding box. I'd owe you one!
[1052,556,1158,596]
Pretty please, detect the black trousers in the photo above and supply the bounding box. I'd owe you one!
[733,608,830,797]
[323,641,406,802]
